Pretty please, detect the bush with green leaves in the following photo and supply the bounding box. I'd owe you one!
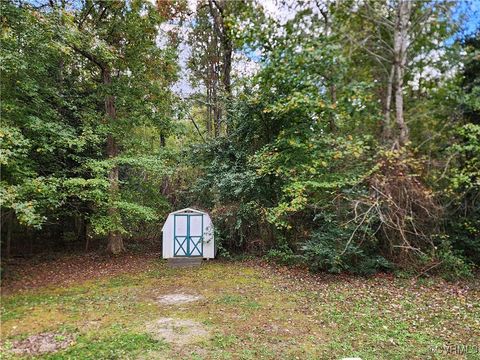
[265,242,301,266]
[301,218,393,275]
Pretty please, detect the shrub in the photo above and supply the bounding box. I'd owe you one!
[264,243,301,266]
[301,225,392,275]
[434,243,474,280]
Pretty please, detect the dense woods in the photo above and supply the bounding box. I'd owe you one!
[1,0,479,278]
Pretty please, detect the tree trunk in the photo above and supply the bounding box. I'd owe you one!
[206,78,212,136]
[222,33,232,100]
[27,227,33,256]
[209,0,231,100]
[329,84,337,131]
[84,222,90,252]
[75,214,87,246]
[382,65,395,143]
[223,38,232,135]
[393,0,411,147]
[208,0,231,137]
[213,63,221,137]
[6,211,14,258]
[103,68,125,255]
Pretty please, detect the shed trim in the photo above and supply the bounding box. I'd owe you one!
[170,207,206,215]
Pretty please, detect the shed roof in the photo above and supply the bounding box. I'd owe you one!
[161,207,208,232]
[170,207,207,215]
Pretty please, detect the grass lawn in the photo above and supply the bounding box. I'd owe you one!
[1,258,479,359]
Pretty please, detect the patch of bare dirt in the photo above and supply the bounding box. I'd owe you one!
[6,332,75,356]
[146,318,209,346]
[156,293,204,305]
[1,252,158,295]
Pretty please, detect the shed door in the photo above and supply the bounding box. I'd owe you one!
[174,214,203,257]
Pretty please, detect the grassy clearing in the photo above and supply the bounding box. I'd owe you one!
[1,260,479,359]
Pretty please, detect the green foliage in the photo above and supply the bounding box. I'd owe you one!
[440,32,480,266]
[254,132,375,230]
[176,1,478,279]
[1,0,178,247]
[445,124,480,260]
[435,246,474,281]
[301,221,392,275]
[1,0,102,228]
[265,243,301,266]
[448,123,480,196]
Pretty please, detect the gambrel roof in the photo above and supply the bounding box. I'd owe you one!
[162,208,208,231]
[170,207,207,215]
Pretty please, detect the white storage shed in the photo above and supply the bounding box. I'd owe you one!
[161,208,215,259]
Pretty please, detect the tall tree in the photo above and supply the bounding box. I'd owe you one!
[392,0,411,146]
[338,0,457,147]
[1,0,178,254]
[70,1,125,253]
[64,0,179,253]
[188,0,239,137]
